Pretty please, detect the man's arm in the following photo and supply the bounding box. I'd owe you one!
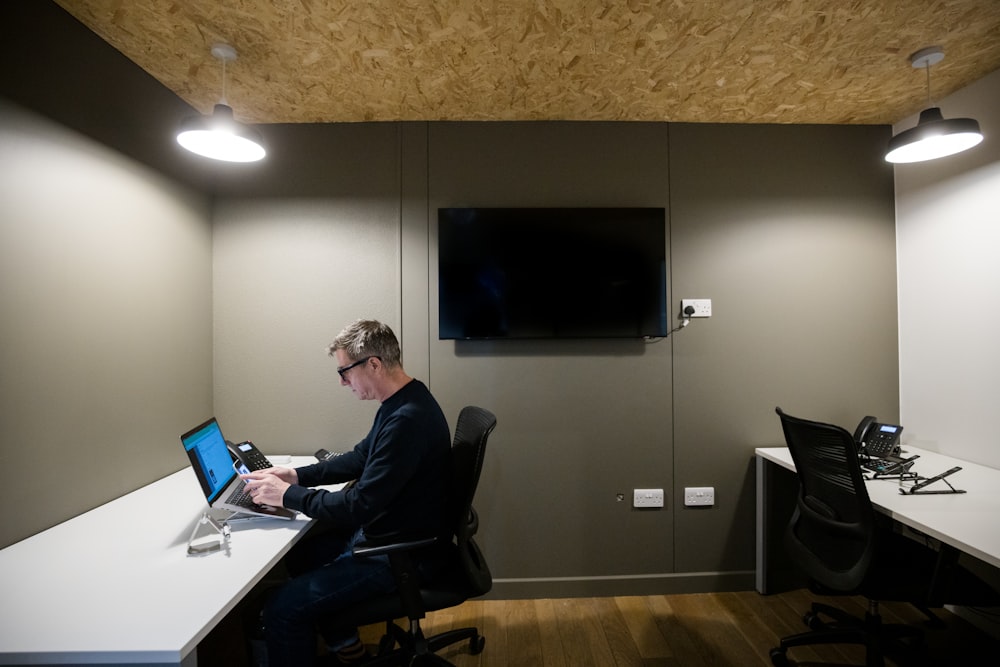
[283,413,424,524]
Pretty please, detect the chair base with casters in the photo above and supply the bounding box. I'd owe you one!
[769,598,926,667]
[364,611,485,667]
[337,536,489,666]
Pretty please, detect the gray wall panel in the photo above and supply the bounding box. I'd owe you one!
[426,122,676,590]
[669,123,898,574]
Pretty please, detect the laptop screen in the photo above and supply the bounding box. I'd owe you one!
[181,418,237,504]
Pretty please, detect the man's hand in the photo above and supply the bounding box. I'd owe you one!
[241,467,297,507]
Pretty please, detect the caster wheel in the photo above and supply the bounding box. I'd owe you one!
[469,634,486,655]
[804,610,824,630]
[769,647,789,667]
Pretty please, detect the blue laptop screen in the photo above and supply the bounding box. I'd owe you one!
[181,418,236,504]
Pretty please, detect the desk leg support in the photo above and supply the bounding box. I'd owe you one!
[756,454,805,595]
[756,455,770,594]
[754,456,767,595]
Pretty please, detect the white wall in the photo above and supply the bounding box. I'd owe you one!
[896,68,1000,468]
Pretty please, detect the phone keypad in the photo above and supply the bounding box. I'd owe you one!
[866,432,897,457]
[237,442,272,470]
[246,452,270,470]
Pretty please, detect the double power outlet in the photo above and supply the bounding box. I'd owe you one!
[631,487,716,508]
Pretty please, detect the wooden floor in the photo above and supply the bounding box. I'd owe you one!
[355,590,999,667]
[202,588,999,665]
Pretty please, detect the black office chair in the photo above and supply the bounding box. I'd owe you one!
[322,405,497,666]
[770,407,997,667]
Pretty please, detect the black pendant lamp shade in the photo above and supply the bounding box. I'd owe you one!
[176,44,266,163]
[885,46,983,164]
[177,102,266,163]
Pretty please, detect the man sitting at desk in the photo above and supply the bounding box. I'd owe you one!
[242,319,452,666]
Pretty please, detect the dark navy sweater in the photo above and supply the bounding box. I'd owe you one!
[282,379,452,539]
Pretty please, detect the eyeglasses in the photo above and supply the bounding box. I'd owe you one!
[337,356,377,380]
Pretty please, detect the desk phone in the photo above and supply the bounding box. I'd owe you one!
[227,440,273,471]
[854,416,903,459]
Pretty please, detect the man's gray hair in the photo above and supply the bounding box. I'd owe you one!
[328,319,401,368]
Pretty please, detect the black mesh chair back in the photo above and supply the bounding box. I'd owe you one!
[776,406,876,593]
[447,405,496,598]
[771,407,1000,667]
[771,407,930,667]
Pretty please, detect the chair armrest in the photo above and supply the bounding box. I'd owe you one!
[353,534,440,620]
[352,535,438,558]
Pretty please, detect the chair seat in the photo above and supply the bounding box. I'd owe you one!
[322,572,471,630]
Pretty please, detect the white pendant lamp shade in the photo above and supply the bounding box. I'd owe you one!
[176,44,265,163]
[177,103,266,162]
[885,46,983,164]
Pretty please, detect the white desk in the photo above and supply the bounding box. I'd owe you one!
[0,457,338,666]
[755,445,1000,594]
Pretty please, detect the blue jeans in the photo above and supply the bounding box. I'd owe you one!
[262,526,395,667]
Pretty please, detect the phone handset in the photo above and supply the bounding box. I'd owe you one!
[853,416,877,451]
[854,416,903,459]
[226,439,273,471]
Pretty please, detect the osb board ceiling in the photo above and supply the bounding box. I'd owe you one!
[55,0,1000,126]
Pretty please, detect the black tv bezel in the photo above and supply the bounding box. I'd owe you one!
[437,206,668,341]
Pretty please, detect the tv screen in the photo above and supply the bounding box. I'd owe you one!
[438,207,667,340]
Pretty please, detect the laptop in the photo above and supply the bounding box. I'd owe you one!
[180,417,296,520]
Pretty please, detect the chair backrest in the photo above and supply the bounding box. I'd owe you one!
[448,406,497,597]
[775,407,877,592]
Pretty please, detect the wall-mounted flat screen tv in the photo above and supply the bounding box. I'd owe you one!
[438,207,667,340]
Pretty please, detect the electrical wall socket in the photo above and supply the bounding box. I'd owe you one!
[633,488,664,508]
[684,486,715,507]
[681,299,712,317]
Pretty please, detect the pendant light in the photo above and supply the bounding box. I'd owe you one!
[176,44,266,163]
[885,46,983,164]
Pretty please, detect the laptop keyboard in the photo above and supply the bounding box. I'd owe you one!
[226,483,258,508]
